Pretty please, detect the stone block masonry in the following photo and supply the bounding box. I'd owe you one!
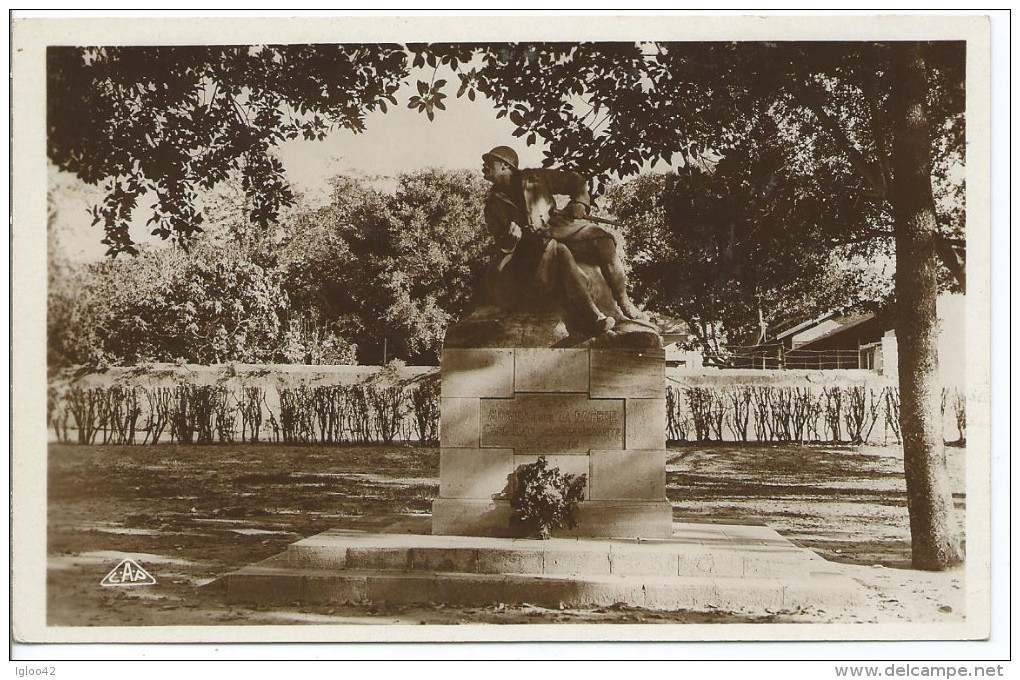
[433,347,673,538]
[439,448,514,499]
[440,349,514,398]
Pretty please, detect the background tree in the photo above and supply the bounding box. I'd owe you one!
[49,242,293,366]
[47,170,343,368]
[605,157,892,357]
[48,167,488,368]
[278,168,490,364]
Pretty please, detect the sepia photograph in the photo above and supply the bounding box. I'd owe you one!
[11,12,999,652]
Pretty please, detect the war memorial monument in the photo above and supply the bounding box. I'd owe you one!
[222,147,865,611]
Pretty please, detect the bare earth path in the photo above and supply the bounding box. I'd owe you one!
[44,442,966,626]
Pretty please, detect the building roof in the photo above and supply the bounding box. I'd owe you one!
[774,310,840,342]
[774,302,883,344]
[793,311,882,350]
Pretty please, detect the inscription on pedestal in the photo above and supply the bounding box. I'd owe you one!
[480,394,624,453]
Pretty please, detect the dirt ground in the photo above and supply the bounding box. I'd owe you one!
[44,441,967,627]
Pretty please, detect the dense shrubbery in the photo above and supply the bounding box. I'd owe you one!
[48,169,489,371]
[49,243,303,367]
[277,169,489,365]
[50,376,965,448]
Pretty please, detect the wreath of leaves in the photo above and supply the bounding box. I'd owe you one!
[509,455,587,540]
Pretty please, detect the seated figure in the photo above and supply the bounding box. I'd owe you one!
[481,145,645,337]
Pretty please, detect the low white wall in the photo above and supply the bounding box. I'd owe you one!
[52,363,436,389]
[667,368,891,389]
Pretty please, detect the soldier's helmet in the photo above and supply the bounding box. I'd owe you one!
[482,146,519,170]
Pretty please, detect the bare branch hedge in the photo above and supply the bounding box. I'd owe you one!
[50,376,440,446]
[48,367,964,447]
[665,384,965,445]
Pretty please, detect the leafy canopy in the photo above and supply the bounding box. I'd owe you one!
[404,41,963,344]
[412,41,963,232]
[50,41,964,267]
[48,44,408,255]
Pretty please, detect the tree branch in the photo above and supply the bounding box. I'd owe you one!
[205,80,219,110]
[797,84,888,199]
[788,47,888,199]
[935,235,966,292]
[229,94,250,126]
[859,60,894,194]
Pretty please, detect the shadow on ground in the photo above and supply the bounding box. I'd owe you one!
[45,441,966,626]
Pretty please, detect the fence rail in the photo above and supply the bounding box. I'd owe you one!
[703,344,870,370]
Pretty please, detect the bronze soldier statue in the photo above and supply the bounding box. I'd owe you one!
[481,145,645,336]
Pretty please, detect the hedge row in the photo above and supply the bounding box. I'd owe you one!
[665,384,966,445]
[48,380,966,447]
[48,379,440,446]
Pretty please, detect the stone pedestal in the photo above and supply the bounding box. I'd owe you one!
[222,523,869,613]
[432,346,673,538]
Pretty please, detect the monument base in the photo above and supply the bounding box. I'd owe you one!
[219,521,868,612]
[435,344,670,539]
[431,498,674,539]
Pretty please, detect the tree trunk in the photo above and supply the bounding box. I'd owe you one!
[889,42,964,570]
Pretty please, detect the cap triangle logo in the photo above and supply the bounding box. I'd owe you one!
[100,558,157,587]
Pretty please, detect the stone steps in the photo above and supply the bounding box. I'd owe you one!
[283,528,832,580]
[220,523,866,612]
[224,561,858,611]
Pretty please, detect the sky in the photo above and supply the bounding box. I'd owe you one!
[50,76,552,263]
[278,83,551,202]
